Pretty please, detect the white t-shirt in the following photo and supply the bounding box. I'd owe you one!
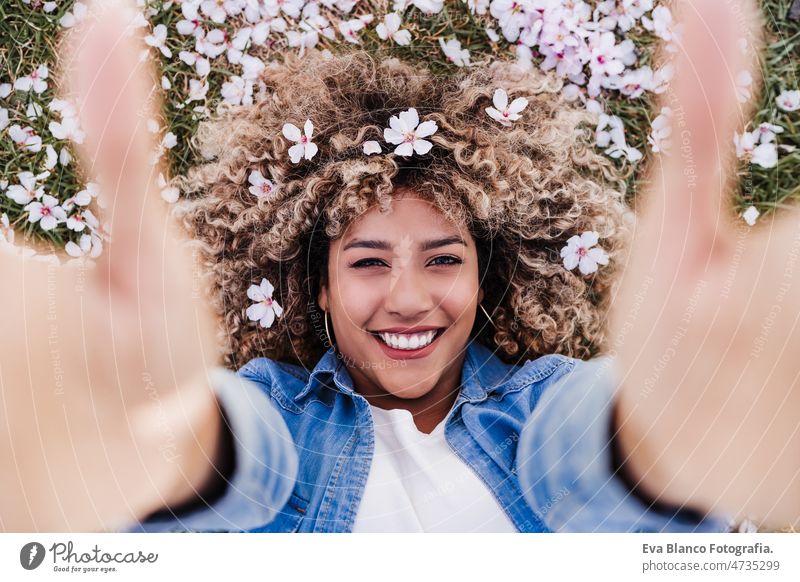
[351,403,518,532]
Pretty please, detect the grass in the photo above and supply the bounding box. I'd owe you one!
[0,0,799,252]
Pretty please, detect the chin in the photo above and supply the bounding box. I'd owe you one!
[378,376,437,400]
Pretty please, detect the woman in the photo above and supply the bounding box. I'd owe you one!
[1,0,796,533]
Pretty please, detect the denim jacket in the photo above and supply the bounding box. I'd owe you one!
[126,341,735,533]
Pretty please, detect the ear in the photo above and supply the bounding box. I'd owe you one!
[318,284,329,312]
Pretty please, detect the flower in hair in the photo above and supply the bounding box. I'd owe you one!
[560,231,609,275]
[383,108,438,157]
[363,140,382,155]
[246,278,284,329]
[282,119,318,164]
[485,88,528,127]
[248,169,276,198]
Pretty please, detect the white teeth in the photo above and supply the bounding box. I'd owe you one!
[378,330,437,350]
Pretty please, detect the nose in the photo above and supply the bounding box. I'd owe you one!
[383,259,436,319]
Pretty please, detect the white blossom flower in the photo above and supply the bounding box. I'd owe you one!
[246,277,284,329]
[60,2,87,28]
[240,54,265,80]
[286,21,320,57]
[8,124,42,152]
[158,173,180,203]
[560,231,609,275]
[439,37,470,67]
[186,78,210,103]
[248,169,277,198]
[0,107,8,131]
[412,0,444,15]
[468,0,489,15]
[595,114,642,162]
[178,51,211,77]
[383,107,438,157]
[145,24,172,58]
[49,115,85,144]
[66,208,99,232]
[221,75,254,106]
[741,205,759,226]
[176,2,203,36]
[282,119,318,163]
[776,89,800,112]
[485,88,528,127]
[0,83,11,99]
[376,13,411,46]
[648,106,673,154]
[25,194,67,231]
[734,127,780,169]
[65,232,103,259]
[735,70,753,104]
[751,143,778,168]
[44,144,58,170]
[0,213,14,246]
[363,140,381,155]
[7,171,46,205]
[339,18,366,44]
[14,65,49,94]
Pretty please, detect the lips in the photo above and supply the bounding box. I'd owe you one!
[370,327,446,360]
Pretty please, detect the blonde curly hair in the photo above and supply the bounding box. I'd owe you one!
[172,48,632,371]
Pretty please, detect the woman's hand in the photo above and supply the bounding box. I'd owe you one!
[611,0,800,529]
[0,0,224,531]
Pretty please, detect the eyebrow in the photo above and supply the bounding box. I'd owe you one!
[342,235,467,252]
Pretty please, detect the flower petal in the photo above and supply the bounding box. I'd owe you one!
[288,143,305,164]
[398,108,419,130]
[247,302,268,321]
[412,138,433,155]
[259,277,274,297]
[304,141,318,160]
[282,123,301,142]
[508,97,528,115]
[493,88,508,111]
[383,127,404,145]
[394,142,414,157]
[259,307,276,328]
[414,120,438,139]
[247,283,266,302]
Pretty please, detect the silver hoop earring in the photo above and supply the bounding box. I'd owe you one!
[479,302,497,330]
[324,309,334,345]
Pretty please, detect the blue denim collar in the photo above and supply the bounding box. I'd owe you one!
[294,339,521,404]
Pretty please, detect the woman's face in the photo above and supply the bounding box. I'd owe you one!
[318,191,483,401]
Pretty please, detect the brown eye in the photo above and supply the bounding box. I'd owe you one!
[429,256,462,266]
[350,258,388,269]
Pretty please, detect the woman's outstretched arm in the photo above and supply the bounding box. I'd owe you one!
[0,0,294,532]
[609,0,799,530]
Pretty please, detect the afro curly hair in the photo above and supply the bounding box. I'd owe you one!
[171,47,633,371]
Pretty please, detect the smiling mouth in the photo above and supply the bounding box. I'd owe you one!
[368,327,446,350]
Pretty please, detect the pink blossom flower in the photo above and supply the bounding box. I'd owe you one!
[383,108,438,157]
[776,89,800,112]
[25,194,67,231]
[560,231,609,275]
[282,119,318,163]
[485,88,528,127]
[246,277,284,329]
[248,170,277,198]
[14,64,48,94]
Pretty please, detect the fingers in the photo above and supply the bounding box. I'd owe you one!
[61,0,169,298]
[641,0,761,268]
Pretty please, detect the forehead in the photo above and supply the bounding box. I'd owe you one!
[340,196,465,244]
